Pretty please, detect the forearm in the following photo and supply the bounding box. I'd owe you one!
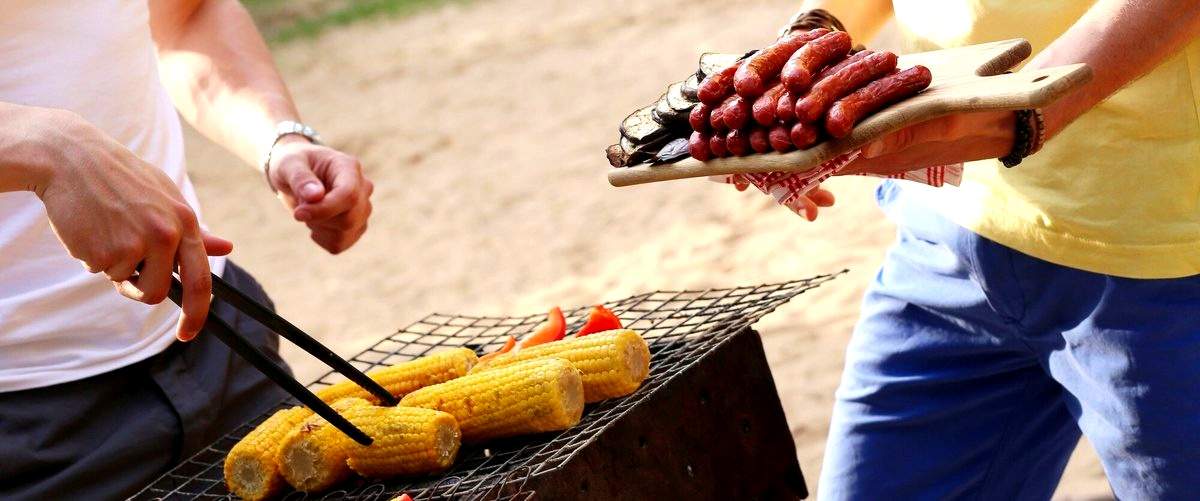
[151,0,300,169]
[796,0,894,42]
[1030,0,1200,138]
[0,102,73,195]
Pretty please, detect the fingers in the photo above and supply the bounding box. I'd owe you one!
[296,156,365,222]
[202,230,234,256]
[273,153,327,210]
[175,229,213,342]
[310,223,368,255]
[808,188,836,207]
[861,115,962,159]
[120,250,173,304]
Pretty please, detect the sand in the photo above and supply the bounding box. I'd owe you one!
[184,0,1110,496]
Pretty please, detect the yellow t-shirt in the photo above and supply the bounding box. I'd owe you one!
[892,0,1200,278]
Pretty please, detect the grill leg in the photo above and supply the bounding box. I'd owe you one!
[524,327,808,500]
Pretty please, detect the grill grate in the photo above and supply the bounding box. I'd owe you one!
[132,273,842,500]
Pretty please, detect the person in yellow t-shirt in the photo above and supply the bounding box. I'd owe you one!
[774,1,1200,499]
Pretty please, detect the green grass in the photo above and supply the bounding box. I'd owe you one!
[243,0,470,44]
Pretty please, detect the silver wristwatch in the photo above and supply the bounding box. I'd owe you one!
[261,120,323,192]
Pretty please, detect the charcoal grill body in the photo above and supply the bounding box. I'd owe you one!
[525,327,807,500]
[133,276,837,500]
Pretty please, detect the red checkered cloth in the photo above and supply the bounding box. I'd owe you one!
[711,150,962,215]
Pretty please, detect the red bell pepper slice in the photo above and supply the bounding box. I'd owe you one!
[575,305,623,337]
[517,307,566,349]
[478,335,516,364]
[397,495,415,501]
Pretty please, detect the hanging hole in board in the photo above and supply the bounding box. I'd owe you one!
[1032,75,1048,83]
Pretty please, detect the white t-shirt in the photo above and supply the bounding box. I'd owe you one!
[0,0,225,392]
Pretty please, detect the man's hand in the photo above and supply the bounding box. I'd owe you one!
[267,137,373,254]
[25,108,232,341]
[839,111,1015,176]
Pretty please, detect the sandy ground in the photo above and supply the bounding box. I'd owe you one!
[185,0,1111,497]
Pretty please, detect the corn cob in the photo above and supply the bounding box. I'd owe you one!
[343,405,461,479]
[316,348,477,404]
[471,329,650,402]
[224,406,313,501]
[277,398,371,493]
[400,358,584,443]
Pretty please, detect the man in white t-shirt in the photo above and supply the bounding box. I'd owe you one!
[0,1,374,497]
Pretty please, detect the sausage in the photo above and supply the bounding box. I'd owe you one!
[733,28,829,99]
[748,127,771,154]
[795,51,898,123]
[722,96,752,131]
[710,95,735,131]
[709,133,729,157]
[689,132,712,161]
[790,122,821,150]
[751,81,785,126]
[776,89,797,123]
[825,65,932,138]
[698,60,744,106]
[768,124,794,153]
[726,129,750,156]
[689,103,712,133]
[813,50,873,83]
[781,31,852,94]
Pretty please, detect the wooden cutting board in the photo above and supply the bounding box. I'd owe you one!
[608,39,1091,187]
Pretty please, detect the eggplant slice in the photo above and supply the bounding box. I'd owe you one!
[620,105,669,145]
[666,81,696,113]
[681,72,701,100]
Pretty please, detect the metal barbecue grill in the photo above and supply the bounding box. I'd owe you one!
[132,272,843,500]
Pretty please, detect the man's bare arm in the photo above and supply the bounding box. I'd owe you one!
[149,0,374,254]
[843,0,1200,176]
[150,0,298,167]
[1030,0,1200,138]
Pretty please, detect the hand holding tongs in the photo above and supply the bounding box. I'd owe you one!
[166,272,393,445]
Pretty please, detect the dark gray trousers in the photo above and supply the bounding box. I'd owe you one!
[0,262,289,500]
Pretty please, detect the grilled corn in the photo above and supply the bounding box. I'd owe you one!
[316,348,478,404]
[224,406,313,501]
[278,398,371,493]
[344,405,461,478]
[400,358,584,443]
[471,329,650,402]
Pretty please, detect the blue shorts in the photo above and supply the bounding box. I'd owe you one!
[818,181,1200,500]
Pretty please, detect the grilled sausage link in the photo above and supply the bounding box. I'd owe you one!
[698,60,744,106]
[781,31,852,94]
[722,96,752,131]
[689,131,712,161]
[726,129,751,157]
[733,28,829,99]
[776,88,797,123]
[752,81,785,127]
[789,122,821,150]
[689,103,712,133]
[768,124,794,153]
[748,127,771,154]
[813,50,873,83]
[825,65,932,138]
[795,51,898,123]
[709,133,729,157]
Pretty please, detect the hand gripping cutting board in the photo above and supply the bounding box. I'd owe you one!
[607,39,1092,187]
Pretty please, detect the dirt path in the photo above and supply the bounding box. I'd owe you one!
[185,0,1109,496]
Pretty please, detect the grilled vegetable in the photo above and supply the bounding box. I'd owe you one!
[653,91,689,126]
[651,137,691,165]
[681,72,702,100]
[344,405,461,479]
[518,307,566,349]
[316,347,477,404]
[478,335,516,364]
[472,329,650,403]
[278,398,371,493]
[620,105,669,145]
[400,358,585,443]
[224,406,313,501]
[698,52,743,79]
[575,305,623,337]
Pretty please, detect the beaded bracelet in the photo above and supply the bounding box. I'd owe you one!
[1000,109,1045,168]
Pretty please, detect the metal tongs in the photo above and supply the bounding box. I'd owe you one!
[165,272,394,445]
